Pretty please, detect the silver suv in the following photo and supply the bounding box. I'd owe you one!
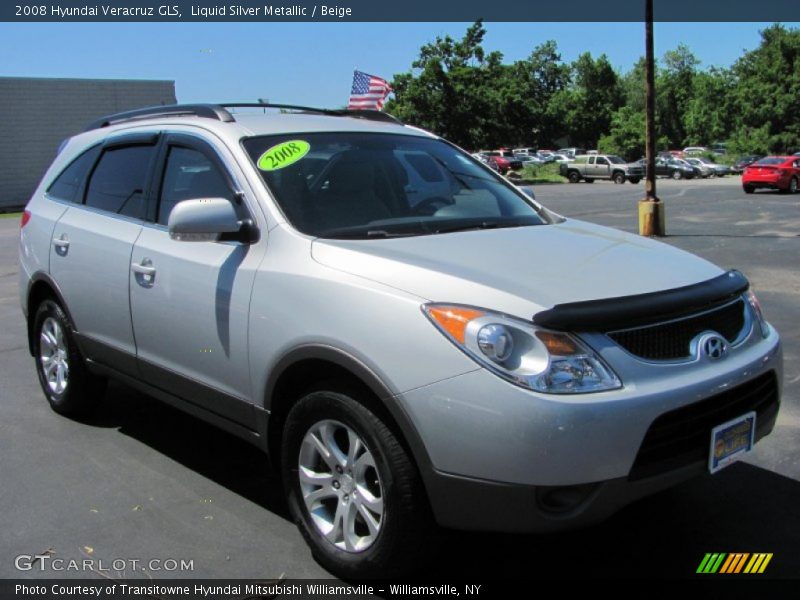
[19,104,782,577]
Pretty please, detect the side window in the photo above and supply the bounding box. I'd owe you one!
[596,157,609,165]
[588,156,595,165]
[47,146,100,203]
[84,145,155,219]
[158,146,233,225]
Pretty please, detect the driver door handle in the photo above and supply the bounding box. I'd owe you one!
[131,261,156,276]
[132,258,156,287]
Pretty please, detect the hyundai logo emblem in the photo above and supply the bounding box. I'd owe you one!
[699,334,729,360]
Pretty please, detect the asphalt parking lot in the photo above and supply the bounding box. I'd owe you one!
[1,176,798,580]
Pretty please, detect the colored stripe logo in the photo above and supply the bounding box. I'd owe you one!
[697,553,773,574]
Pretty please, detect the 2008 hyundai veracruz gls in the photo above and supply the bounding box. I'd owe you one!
[19,104,782,577]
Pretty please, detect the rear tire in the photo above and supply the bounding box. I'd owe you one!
[567,171,581,183]
[672,170,683,180]
[790,177,798,194]
[743,185,755,194]
[282,389,434,578]
[32,299,105,416]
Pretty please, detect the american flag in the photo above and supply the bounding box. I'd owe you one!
[348,70,392,110]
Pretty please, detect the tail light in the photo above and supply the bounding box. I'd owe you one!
[20,210,31,228]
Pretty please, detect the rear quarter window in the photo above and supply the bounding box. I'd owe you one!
[46,146,100,203]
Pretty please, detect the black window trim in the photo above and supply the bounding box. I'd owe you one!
[150,132,258,243]
[80,134,162,221]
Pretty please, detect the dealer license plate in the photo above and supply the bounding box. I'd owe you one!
[709,411,756,474]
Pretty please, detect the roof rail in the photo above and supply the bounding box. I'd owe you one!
[220,103,403,125]
[85,104,235,131]
[85,102,403,131]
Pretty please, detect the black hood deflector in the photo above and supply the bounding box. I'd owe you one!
[533,270,749,332]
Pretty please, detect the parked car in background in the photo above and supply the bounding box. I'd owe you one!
[536,152,556,163]
[687,157,731,177]
[561,154,644,184]
[472,153,500,172]
[513,147,537,156]
[683,146,708,156]
[732,155,764,174]
[484,150,523,173]
[673,158,703,178]
[637,157,696,179]
[699,157,731,177]
[557,147,586,159]
[711,143,727,156]
[685,158,714,178]
[551,153,572,164]
[742,156,800,194]
[516,154,544,166]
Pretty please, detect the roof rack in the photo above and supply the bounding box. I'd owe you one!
[85,104,235,131]
[85,102,403,131]
[220,103,403,125]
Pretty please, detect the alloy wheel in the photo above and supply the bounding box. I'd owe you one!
[298,419,384,552]
[39,317,69,395]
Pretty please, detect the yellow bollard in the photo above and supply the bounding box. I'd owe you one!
[638,199,665,237]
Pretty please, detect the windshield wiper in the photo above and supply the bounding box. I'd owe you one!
[321,228,422,239]
[433,221,532,234]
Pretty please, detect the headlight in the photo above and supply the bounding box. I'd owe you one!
[745,290,770,338]
[422,304,621,394]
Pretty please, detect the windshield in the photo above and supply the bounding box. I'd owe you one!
[243,133,548,239]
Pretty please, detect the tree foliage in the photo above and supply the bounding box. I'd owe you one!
[387,21,800,156]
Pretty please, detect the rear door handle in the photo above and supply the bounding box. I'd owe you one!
[52,234,69,255]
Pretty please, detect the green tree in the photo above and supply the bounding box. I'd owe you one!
[656,44,700,147]
[549,52,623,148]
[728,24,800,153]
[683,67,735,146]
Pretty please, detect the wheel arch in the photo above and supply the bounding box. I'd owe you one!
[25,273,74,356]
[263,345,436,489]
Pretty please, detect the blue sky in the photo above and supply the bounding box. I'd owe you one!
[1,22,796,107]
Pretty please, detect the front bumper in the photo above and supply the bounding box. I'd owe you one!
[400,325,781,531]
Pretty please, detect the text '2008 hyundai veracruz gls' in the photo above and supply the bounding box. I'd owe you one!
[19,103,782,577]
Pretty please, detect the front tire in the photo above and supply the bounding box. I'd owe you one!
[790,177,798,194]
[613,172,626,184]
[672,170,683,180]
[32,300,105,416]
[282,389,433,578]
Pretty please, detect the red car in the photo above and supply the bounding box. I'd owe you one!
[742,156,800,194]
[484,150,523,174]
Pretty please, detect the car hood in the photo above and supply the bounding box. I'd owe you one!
[311,220,724,320]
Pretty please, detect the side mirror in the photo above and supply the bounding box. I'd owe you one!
[168,198,241,242]
[517,185,536,201]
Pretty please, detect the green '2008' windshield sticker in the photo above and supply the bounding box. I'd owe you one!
[257,140,310,171]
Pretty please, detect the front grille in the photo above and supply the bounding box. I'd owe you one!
[608,299,746,361]
[629,371,779,481]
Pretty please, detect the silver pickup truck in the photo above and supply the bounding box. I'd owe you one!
[561,154,644,184]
